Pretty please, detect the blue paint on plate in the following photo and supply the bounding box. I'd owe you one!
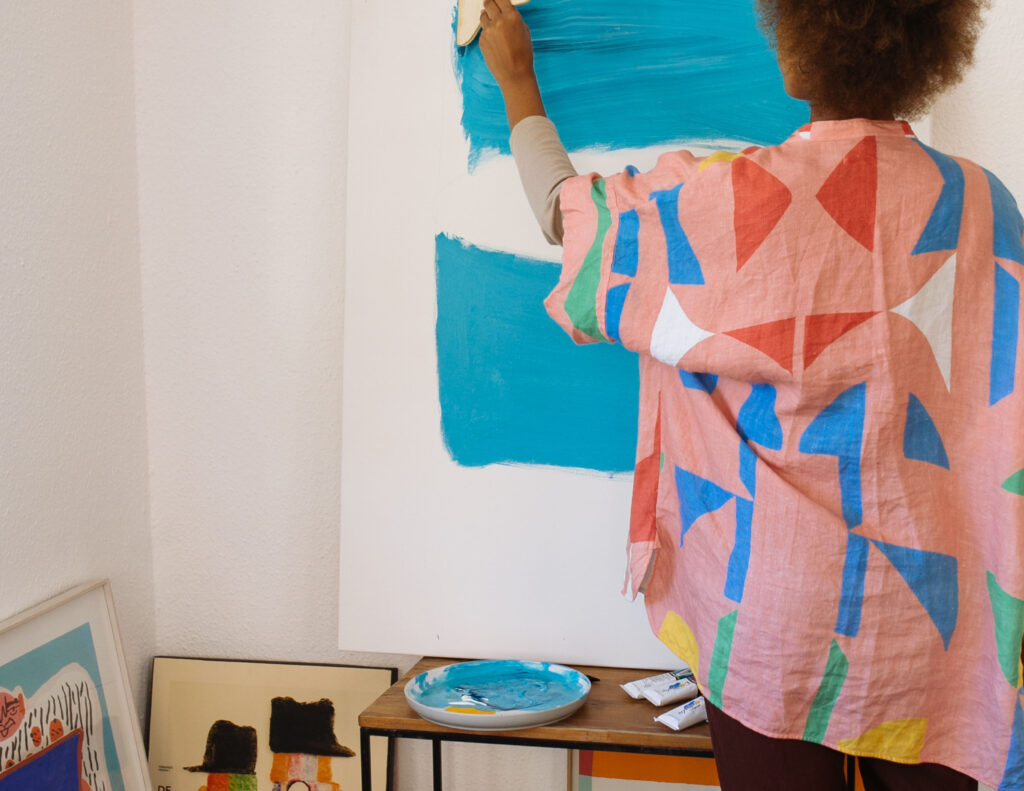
[409,660,590,713]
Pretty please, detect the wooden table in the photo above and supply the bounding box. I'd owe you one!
[358,657,713,791]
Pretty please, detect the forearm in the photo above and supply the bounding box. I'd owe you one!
[510,115,577,245]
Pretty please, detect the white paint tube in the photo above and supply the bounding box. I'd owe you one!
[642,672,699,706]
[654,696,708,731]
[620,666,694,699]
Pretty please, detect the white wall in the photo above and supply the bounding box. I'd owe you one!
[0,1,155,712]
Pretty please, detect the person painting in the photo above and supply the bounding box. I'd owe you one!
[477,1,1024,789]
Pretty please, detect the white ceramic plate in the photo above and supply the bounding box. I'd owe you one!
[404,660,591,730]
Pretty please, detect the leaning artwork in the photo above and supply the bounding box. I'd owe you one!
[147,657,396,791]
[0,581,150,791]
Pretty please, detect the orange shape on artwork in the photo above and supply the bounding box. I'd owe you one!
[725,318,797,373]
[804,312,878,369]
[733,158,792,270]
[816,136,878,251]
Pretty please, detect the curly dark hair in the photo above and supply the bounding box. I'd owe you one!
[757,0,988,119]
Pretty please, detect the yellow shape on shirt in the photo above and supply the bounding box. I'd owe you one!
[699,151,744,170]
[837,718,929,763]
[658,611,700,680]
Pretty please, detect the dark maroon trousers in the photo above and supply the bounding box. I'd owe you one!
[706,702,978,791]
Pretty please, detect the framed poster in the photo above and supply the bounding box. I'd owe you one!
[0,580,150,791]
[146,657,396,791]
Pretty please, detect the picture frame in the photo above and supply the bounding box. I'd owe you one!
[146,656,397,791]
[0,579,151,791]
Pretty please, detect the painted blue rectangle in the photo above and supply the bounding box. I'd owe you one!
[435,233,638,471]
[455,0,807,167]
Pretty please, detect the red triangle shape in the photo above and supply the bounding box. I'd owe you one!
[804,312,878,369]
[733,158,792,270]
[725,318,796,373]
[816,136,878,251]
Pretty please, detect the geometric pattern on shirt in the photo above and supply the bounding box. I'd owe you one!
[871,540,959,650]
[991,262,1020,406]
[724,318,796,373]
[605,208,641,342]
[802,639,850,744]
[985,168,1024,265]
[565,179,611,341]
[904,393,951,469]
[673,465,753,605]
[912,142,964,255]
[804,312,878,370]
[986,571,1024,688]
[1004,468,1024,496]
[732,157,792,271]
[1001,694,1024,790]
[816,136,878,251]
[651,185,705,285]
[890,253,957,390]
[651,290,713,366]
[706,610,739,709]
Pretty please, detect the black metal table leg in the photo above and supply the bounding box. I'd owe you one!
[432,737,443,791]
[361,728,372,791]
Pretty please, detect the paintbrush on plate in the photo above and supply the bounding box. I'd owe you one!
[455,0,531,47]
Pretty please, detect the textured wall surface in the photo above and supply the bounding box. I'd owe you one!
[0,1,155,714]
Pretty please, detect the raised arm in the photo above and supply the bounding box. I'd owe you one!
[478,0,577,244]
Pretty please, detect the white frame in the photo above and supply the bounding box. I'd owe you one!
[0,580,151,791]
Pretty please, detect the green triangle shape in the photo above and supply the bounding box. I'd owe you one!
[1003,469,1024,496]
[987,571,1024,687]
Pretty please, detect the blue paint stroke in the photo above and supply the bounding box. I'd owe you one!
[724,496,753,603]
[991,263,1020,406]
[986,169,1024,266]
[650,185,705,285]
[835,533,870,637]
[454,0,807,168]
[912,141,965,255]
[903,393,950,469]
[408,660,589,712]
[871,539,958,649]
[738,440,757,498]
[799,383,866,529]
[435,233,638,471]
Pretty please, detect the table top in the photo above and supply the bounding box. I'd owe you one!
[359,657,713,754]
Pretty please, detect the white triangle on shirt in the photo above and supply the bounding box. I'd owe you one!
[650,288,714,366]
[891,253,956,389]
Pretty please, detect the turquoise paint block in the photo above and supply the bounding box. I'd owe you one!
[435,234,638,472]
[454,0,807,168]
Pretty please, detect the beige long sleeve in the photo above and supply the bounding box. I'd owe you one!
[509,115,578,245]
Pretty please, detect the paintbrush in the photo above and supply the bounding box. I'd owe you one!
[456,0,531,47]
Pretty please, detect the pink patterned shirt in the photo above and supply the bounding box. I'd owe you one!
[547,119,1024,788]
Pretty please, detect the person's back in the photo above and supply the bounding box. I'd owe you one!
[478,0,1023,786]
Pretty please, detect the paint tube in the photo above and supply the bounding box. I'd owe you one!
[620,666,693,699]
[654,696,707,731]
[641,672,698,706]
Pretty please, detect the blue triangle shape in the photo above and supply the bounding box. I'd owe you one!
[872,540,959,649]
[912,142,964,255]
[986,169,1024,266]
[675,466,736,545]
[999,695,1024,790]
[651,185,704,285]
[904,394,950,469]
